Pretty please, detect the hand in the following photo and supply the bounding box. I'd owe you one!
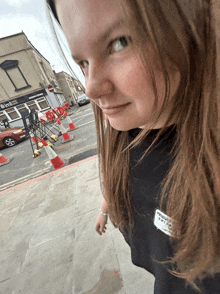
[95,213,108,236]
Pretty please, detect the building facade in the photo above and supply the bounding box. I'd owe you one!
[54,71,85,106]
[0,32,66,127]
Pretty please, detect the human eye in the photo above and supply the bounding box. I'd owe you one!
[80,60,89,69]
[109,36,131,53]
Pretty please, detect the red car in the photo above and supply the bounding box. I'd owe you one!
[0,127,27,148]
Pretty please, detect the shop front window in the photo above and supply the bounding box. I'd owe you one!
[6,107,19,120]
[0,111,8,122]
[17,104,28,116]
[26,101,38,111]
[36,97,49,110]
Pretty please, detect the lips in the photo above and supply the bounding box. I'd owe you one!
[101,103,130,115]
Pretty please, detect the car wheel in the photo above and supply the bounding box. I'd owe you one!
[3,137,17,147]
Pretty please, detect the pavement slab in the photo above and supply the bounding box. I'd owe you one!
[74,177,102,217]
[30,205,76,248]
[0,184,30,213]
[73,210,122,294]
[39,177,77,217]
[2,232,74,294]
[110,228,155,294]
[0,208,42,283]
[0,206,21,244]
[20,177,54,214]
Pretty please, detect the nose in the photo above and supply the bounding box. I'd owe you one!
[85,63,114,100]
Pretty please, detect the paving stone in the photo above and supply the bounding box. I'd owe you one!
[0,207,20,244]
[39,177,77,217]
[73,210,122,294]
[0,232,74,294]
[0,186,29,213]
[30,205,76,247]
[74,177,102,218]
[0,208,41,282]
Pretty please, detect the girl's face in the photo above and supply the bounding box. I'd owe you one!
[56,0,180,131]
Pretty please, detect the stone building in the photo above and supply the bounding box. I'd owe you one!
[54,71,85,106]
[0,32,66,127]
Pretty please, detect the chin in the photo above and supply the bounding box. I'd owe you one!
[107,119,138,132]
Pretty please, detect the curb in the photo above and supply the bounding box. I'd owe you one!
[0,152,98,195]
[68,148,97,164]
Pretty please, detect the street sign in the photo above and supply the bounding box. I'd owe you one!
[48,85,54,92]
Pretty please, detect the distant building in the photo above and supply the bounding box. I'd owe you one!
[54,71,85,105]
[0,32,77,127]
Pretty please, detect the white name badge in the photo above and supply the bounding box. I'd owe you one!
[154,209,175,237]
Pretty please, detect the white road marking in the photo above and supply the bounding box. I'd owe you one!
[70,111,93,120]
[73,112,94,124]
[77,120,95,128]
[73,109,80,115]
[74,117,84,124]
[77,112,93,118]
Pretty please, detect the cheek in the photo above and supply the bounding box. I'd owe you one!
[113,57,156,99]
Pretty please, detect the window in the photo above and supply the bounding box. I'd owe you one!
[8,67,27,89]
[0,97,50,122]
[26,101,38,111]
[36,97,49,110]
[6,108,19,120]
[0,111,8,122]
[17,104,28,116]
[0,60,31,92]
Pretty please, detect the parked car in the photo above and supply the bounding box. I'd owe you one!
[0,126,27,148]
[77,94,90,106]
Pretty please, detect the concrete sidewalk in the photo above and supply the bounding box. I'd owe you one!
[0,155,155,294]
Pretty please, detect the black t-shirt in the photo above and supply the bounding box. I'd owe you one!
[120,126,220,294]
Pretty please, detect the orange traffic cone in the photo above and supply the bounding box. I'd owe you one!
[40,138,65,170]
[30,131,40,144]
[66,115,76,131]
[0,152,13,166]
[56,118,74,143]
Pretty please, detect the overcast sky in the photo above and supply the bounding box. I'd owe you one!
[0,0,85,86]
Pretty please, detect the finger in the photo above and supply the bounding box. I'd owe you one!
[95,226,102,235]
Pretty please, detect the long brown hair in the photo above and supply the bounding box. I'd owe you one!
[47,0,220,289]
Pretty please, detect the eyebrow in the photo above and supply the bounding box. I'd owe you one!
[72,18,127,61]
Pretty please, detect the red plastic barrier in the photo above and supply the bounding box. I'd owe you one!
[64,102,70,110]
[55,106,65,117]
[45,110,55,121]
